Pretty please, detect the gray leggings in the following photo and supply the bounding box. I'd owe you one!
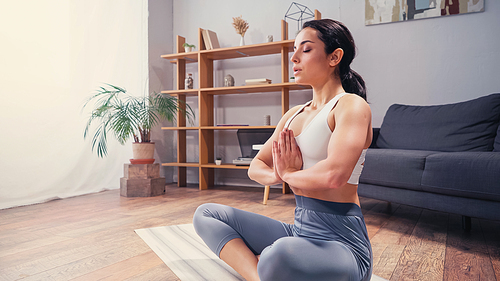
[193,195,372,281]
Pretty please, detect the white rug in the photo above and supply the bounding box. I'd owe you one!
[135,224,387,281]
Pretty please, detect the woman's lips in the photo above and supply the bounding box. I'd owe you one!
[293,68,301,75]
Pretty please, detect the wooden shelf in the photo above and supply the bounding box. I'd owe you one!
[161,126,200,130]
[162,162,200,167]
[161,126,275,130]
[202,164,250,169]
[200,40,294,60]
[161,52,198,62]
[161,162,250,170]
[161,40,295,63]
[161,83,311,97]
[201,83,311,95]
[161,89,198,96]
[162,16,319,192]
[203,126,275,130]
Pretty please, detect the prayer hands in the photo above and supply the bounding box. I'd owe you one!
[272,128,303,181]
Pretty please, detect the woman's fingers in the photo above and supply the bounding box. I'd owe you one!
[288,129,296,154]
[280,128,294,153]
[280,130,287,153]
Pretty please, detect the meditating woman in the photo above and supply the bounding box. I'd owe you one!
[193,19,373,281]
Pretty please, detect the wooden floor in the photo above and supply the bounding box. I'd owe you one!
[1,184,499,281]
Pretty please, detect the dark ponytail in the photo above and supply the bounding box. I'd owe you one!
[302,19,366,101]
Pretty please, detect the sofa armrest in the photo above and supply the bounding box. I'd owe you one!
[370,128,380,148]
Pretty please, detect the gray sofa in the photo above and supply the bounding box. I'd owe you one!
[358,93,500,230]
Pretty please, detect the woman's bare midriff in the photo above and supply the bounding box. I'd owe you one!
[291,183,361,206]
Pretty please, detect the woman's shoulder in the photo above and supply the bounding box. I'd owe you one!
[334,93,371,122]
[338,93,370,112]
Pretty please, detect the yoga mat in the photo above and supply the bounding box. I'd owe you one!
[136,224,387,281]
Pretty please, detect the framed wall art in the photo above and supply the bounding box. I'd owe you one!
[366,0,484,25]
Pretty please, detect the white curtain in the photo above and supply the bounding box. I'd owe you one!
[0,0,149,209]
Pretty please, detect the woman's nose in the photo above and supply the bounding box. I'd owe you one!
[290,52,298,63]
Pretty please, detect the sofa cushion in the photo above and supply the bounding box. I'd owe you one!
[360,149,437,191]
[376,93,500,152]
[494,124,500,152]
[421,152,500,202]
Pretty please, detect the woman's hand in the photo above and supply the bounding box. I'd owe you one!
[272,129,303,181]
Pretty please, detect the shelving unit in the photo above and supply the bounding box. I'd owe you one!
[161,12,320,192]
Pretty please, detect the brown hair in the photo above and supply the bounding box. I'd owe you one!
[303,19,366,100]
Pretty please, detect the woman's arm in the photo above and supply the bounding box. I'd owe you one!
[274,95,371,190]
[248,105,303,186]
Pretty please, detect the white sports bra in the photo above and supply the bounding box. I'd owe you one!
[284,93,366,185]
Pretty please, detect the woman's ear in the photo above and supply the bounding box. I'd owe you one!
[329,48,344,67]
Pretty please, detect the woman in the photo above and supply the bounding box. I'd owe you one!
[193,19,372,281]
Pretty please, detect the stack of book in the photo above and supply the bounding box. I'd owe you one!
[245,78,272,85]
[202,29,220,50]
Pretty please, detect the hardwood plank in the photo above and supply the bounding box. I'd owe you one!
[370,204,422,245]
[15,237,151,281]
[0,226,140,279]
[444,214,497,281]
[123,263,179,281]
[371,243,407,280]
[69,251,163,281]
[369,204,422,279]
[391,210,448,281]
[362,201,400,239]
[480,219,500,280]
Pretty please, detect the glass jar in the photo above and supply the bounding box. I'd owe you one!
[185,73,193,89]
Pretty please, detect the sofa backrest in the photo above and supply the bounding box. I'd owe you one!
[495,124,500,152]
[376,93,500,152]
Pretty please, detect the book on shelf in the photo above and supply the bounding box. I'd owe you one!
[245,78,272,85]
[202,29,220,50]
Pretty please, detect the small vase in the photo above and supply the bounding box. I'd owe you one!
[215,160,222,165]
[240,35,245,46]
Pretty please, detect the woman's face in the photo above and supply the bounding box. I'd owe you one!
[291,27,333,86]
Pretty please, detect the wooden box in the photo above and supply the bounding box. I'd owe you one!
[120,163,165,197]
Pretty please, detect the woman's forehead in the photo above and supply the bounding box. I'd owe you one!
[294,28,319,48]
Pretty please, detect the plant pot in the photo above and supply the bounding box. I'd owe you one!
[215,160,222,165]
[131,142,155,164]
[184,46,193,52]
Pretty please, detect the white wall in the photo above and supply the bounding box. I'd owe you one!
[160,0,499,187]
[149,0,175,181]
[0,1,149,209]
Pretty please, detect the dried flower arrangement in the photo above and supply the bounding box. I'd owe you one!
[232,15,249,37]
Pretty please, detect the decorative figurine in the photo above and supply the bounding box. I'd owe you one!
[224,74,235,87]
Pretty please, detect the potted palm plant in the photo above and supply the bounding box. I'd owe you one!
[83,84,194,163]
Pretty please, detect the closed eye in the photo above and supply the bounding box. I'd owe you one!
[303,49,311,53]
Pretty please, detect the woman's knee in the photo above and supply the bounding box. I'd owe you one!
[257,237,356,281]
[193,203,217,231]
[257,237,302,280]
[193,203,235,233]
